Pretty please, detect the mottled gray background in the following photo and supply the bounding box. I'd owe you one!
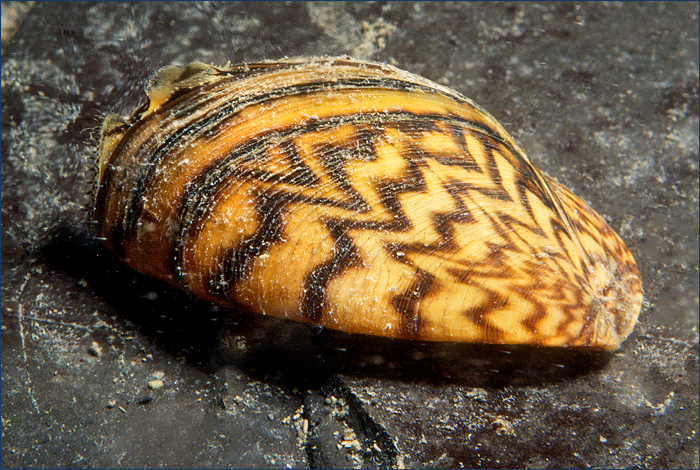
[2,2,698,468]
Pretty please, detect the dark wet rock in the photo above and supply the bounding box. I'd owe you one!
[2,2,697,468]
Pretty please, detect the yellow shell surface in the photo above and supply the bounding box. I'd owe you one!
[95,57,643,350]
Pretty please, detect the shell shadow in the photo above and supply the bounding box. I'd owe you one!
[214,314,613,389]
[41,226,613,390]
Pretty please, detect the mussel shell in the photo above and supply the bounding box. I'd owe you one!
[95,57,643,350]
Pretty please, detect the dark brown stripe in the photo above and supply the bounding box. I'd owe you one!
[301,220,363,324]
[379,182,477,260]
[313,141,373,213]
[108,67,515,240]
[433,124,483,172]
[391,270,435,339]
[497,212,547,239]
[106,76,530,286]
[177,119,462,307]
[171,104,536,302]
[462,290,508,343]
[109,98,516,257]
[206,189,288,298]
[520,293,549,336]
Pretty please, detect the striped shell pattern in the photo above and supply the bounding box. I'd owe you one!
[95,57,643,350]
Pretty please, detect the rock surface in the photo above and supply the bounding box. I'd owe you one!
[2,2,698,468]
